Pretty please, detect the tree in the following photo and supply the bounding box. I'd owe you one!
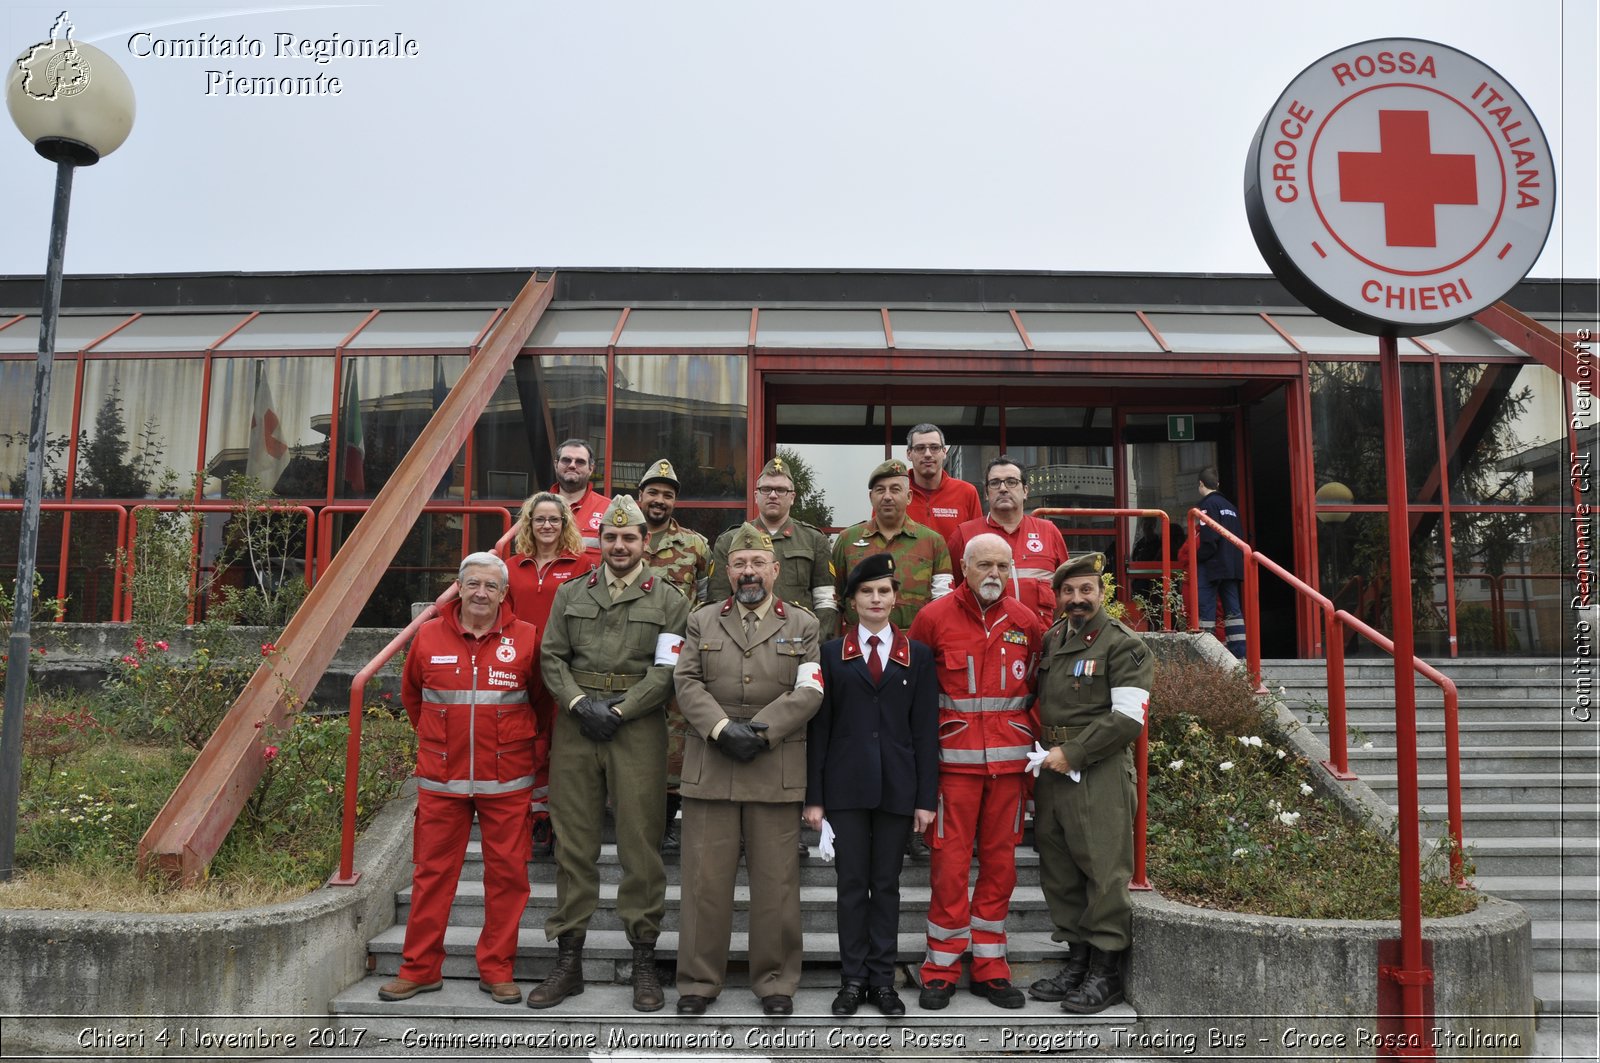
[777,446,833,528]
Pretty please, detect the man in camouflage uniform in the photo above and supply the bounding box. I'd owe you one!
[531,494,691,1014]
[832,459,953,632]
[637,458,709,852]
[708,456,837,636]
[1028,552,1153,1016]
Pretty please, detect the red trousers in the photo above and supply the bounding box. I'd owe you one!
[920,771,1026,985]
[399,790,531,984]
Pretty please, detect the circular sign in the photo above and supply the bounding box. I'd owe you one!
[1245,38,1554,336]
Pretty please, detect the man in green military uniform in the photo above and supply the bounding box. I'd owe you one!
[637,458,710,852]
[832,459,953,633]
[531,494,691,1014]
[1028,552,1153,1015]
[708,455,837,636]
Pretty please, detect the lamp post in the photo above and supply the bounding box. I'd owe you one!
[1,32,134,880]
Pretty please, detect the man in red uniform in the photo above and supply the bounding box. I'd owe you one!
[946,455,1070,629]
[552,438,609,552]
[380,551,541,1006]
[904,423,981,546]
[909,532,1044,1011]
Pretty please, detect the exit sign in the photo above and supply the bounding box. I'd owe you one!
[1167,415,1195,442]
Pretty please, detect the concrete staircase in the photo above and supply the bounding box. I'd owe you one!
[329,825,1134,1048]
[1267,657,1599,1036]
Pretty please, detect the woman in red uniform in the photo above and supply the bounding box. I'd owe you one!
[503,491,598,855]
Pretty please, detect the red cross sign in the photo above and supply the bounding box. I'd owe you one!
[1245,38,1554,336]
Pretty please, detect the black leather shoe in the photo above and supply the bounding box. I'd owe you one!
[970,978,1026,1009]
[906,830,931,862]
[831,981,864,1017]
[868,985,905,1017]
[917,979,953,1010]
[762,994,794,1016]
[676,994,712,1015]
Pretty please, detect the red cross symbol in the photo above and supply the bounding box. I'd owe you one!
[1338,110,1477,247]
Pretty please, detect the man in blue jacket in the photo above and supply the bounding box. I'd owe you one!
[1195,466,1246,658]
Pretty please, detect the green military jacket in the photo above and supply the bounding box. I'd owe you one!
[831,517,952,633]
[1036,605,1154,773]
[708,517,837,635]
[646,519,710,605]
[540,565,691,722]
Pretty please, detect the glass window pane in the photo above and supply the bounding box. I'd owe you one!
[0,509,120,621]
[613,355,746,500]
[1310,361,1442,505]
[525,310,621,348]
[0,315,133,354]
[322,511,484,626]
[1272,314,1387,356]
[1442,363,1571,506]
[1316,512,1447,651]
[1451,511,1573,657]
[336,355,468,499]
[757,309,886,348]
[216,312,371,351]
[474,354,608,503]
[617,310,750,348]
[91,314,250,352]
[204,357,334,497]
[1143,313,1295,354]
[1017,311,1161,352]
[75,359,203,498]
[890,311,1022,351]
[344,310,496,349]
[0,358,76,498]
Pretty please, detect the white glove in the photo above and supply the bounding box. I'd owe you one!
[1025,741,1051,777]
[818,818,836,862]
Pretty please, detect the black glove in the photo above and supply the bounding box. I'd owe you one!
[573,696,624,743]
[716,720,770,763]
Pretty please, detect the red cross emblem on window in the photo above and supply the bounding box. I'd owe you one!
[1337,109,1477,248]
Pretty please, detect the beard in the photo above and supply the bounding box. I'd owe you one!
[975,576,1005,604]
[735,576,769,606]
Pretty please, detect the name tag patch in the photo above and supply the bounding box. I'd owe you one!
[430,655,458,664]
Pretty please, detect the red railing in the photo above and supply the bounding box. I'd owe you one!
[0,501,129,621]
[330,518,521,885]
[313,504,514,583]
[1033,507,1172,890]
[1186,508,1466,884]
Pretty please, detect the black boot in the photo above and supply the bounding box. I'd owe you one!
[1060,947,1124,1014]
[661,793,682,853]
[629,939,664,1012]
[527,931,585,1008]
[1029,941,1091,1001]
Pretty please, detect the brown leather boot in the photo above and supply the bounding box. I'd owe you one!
[526,931,585,1009]
[629,939,664,1012]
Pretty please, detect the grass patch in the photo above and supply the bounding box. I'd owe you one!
[1145,656,1476,920]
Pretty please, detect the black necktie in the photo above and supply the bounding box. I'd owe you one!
[866,634,883,683]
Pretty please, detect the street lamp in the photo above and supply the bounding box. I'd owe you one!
[1,33,134,880]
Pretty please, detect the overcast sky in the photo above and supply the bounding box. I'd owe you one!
[0,0,1595,281]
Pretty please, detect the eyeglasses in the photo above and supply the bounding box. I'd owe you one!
[530,516,564,526]
[461,579,503,592]
[908,443,945,455]
[986,477,1024,489]
[557,457,590,467]
[756,485,792,496]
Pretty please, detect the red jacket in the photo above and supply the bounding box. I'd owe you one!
[401,599,542,797]
[557,484,611,552]
[908,474,982,546]
[947,513,1070,628]
[908,585,1043,775]
[504,549,598,629]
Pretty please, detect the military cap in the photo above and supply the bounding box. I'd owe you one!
[726,521,776,556]
[867,458,911,487]
[638,457,679,492]
[601,493,646,528]
[1052,551,1107,592]
[845,552,899,598]
[757,456,794,483]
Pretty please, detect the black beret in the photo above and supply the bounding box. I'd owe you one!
[844,552,899,598]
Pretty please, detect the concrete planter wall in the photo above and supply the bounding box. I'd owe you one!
[1128,891,1534,1059]
[0,785,417,1057]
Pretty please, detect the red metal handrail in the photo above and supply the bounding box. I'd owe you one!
[0,501,128,622]
[1187,507,1466,884]
[123,503,317,624]
[314,503,513,584]
[331,519,521,885]
[1032,507,1171,891]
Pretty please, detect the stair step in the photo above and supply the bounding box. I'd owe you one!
[1348,746,1598,775]
[1420,804,1600,838]
[1531,921,1600,973]
[1295,720,1585,747]
[1362,772,1598,805]
[1448,837,1599,877]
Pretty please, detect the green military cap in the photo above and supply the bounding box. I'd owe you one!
[757,456,793,483]
[638,457,679,492]
[726,521,775,555]
[601,493,647,528]
[1052,551,1107,592]
[867,458,911,487]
